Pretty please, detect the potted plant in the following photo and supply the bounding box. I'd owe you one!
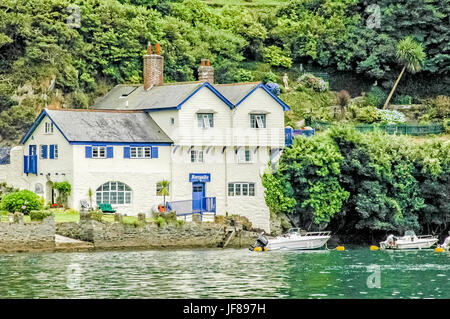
[157,180,170,212]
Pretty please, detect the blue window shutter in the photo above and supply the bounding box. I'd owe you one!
[107,146,114,158]
[151,146,159,158]
[24,155,29,173]
[42,145,48,159]
[49,145,55,159]
[124,147,130,158]
[85,146,92,158]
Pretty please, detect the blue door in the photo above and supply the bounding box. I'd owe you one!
[192,182,205,212]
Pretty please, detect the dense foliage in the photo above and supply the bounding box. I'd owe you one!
[265,127,450,238]
[0,0,449,144]
[0,190,43,214]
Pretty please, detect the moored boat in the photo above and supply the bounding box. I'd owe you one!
[250,228,331,251]
[380,230,438,250]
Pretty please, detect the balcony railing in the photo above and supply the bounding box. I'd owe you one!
[166,197,216,219]
[24,155,37,174]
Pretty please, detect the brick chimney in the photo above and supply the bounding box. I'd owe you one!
[198,59,214,83]
[143,43,164,90]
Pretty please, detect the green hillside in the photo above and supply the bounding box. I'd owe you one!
[0,0,449,145]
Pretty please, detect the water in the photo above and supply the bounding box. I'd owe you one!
[0,248,448,298]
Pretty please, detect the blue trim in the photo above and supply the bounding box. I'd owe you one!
[20,110,71,145]
[70,141,172,146]
[124,147,130,158]
[49,145,55,159]
[151,146,159,158]
[235,83,290,111]
[85,146,92,158]
[177,82,234,110]
[106,146,114,158]
[41,145,48,159]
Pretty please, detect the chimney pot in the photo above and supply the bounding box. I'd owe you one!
[147,43,152,55]
[198,59,214,84]
[143,44,164,89]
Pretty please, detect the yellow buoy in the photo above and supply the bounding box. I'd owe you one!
[253,246,262,252]
[435,247,444,253]
[264,248,268,251]
[336,246,345,251]
[370,245,379,251]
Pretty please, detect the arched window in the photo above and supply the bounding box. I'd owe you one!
[96,182,132,205]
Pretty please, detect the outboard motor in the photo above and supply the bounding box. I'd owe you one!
[249,232,269,251]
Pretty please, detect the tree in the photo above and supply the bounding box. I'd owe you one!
[383,37,426,109]
[157,180,170,207]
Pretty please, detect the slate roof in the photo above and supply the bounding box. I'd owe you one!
[22,110,172,144]
[93,82,261,110]
[0,148,10,165]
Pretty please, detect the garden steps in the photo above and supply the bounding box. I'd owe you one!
[55,234,94,252]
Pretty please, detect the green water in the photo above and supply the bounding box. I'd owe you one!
[0,248,448,298]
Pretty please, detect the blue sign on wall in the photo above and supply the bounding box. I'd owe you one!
[189,173,211,182]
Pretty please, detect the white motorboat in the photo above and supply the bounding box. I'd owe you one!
[250,228,331,251]
[380,230,438,250]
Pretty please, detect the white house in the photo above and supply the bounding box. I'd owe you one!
[0,46,290,232]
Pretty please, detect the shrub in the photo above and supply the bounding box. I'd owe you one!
[444,119,450,134]
[348,105,381,123]
[261,72,278,84]
[155,216,166,227]
[232,69,254,82]
[366,86,387,108]
[0,190,42,214]
[52,181,71,207]
[337,90,351,107]
[176,219,185,228]
[423,95,450,120]
[30,210,52,221]
[265,82,280,96]
[377,109,407,124]
[392,95,412,105]
[0,182,18,199]
[262,45,292,68]
[90,209,103,222]
[297,73,328,92]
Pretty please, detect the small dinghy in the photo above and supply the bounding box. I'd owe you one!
[250,228,331,251]
[380,230,438,250]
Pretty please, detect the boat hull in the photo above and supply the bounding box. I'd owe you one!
[380,238,438,250]
[267,236,331,251]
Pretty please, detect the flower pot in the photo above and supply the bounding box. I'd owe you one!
[158,205,166,212]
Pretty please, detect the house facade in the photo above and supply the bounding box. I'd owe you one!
[0,45,290,232]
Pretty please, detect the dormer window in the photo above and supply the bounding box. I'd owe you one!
[45,122,54,134]
[250,114,266,128]
[197,113,213,128]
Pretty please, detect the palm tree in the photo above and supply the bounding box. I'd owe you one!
[157,180,170,208]
[383,37,426,109]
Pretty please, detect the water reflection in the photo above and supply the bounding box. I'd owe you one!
[0,248,448,298]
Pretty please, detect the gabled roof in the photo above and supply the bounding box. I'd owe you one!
[20,109,173,145]
[92,81,290,111]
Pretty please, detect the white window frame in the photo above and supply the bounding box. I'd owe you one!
[96,181,132,206]
[92,146,107,158]
[237,147,253,163]
[197,113,213,128]
[250,114,266,128]
[191,150,204,163]
[228,182,255,197]
[130,146,151,158]
[44,122,54,134]
[52,144,59,159]
[39,145,46,159]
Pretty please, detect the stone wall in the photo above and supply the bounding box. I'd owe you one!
[56,213,259,250]
[0,214,55,252]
